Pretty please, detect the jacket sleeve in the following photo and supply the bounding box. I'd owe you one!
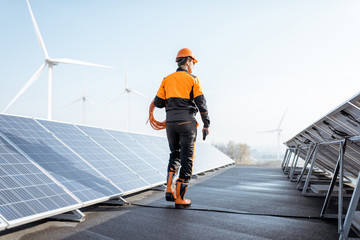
[193,78,210,128]
[154,79,166,108]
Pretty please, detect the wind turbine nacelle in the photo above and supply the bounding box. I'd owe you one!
[45,59,59,66]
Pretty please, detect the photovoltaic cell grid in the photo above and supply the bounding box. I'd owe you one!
[105,130,168,177]
[0,115,120,204]
[0,113,234,230]
[285,92,360,178]
[76,125,163,191]
[127,133,169,165]
[38,120,144,193]
[0,133,79,224]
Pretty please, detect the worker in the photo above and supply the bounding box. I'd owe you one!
[153,48,210,208]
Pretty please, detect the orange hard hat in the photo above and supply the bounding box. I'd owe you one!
[176,48,198,63]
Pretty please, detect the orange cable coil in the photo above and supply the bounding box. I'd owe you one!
[148,101,166,130]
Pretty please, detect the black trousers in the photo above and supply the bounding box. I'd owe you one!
[166,121,197,183]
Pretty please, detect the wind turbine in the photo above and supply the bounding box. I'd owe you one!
[3,0,113,120]
[258,109,288,161]
[59,80,98,124]
[105,71,150,130]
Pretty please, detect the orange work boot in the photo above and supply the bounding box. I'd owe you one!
[165,169,176,201]
[175,178,191,209]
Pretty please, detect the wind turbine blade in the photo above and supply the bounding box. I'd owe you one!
[26,0,49,58]
[52,58,114,68]
[58,98,82,109]
[125,70,128,88]
[256,129,278,134]
[3,63,46,112]
[87,98,99,108]
[129,89,151,99]
[103,90,126,105]
[277,108,288,129]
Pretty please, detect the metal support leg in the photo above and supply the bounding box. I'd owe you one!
[282,150,291,172]
[297,144,315,185]
[288,148,298,177]
[340,171,360,240]
[320,140,347,221]
[281,149,290,169]
[320,156,340,217]
[290,148,301,181]
[283,151,293,173]
[103,196,128,206]
[339,140,347,233]
[50,209,85,222]
[302,145,320,195]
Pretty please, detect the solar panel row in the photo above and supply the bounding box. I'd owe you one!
[0,113,234,230]
[0,129,81,227]
[285,92,360,179]
[282,91,360,238]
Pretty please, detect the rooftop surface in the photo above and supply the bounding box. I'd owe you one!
[0,165,341,240]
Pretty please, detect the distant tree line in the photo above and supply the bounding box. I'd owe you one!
[213,141,252,164]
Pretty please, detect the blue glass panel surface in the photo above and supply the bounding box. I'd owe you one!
[78,126,164,186]
[39,121,149,192]
[0,115,120,203]
[128,133,169,166]
[0,134,78,222]
[105,130,168,176]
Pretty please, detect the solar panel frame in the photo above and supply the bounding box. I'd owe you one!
[0,114,121,206]
[0,124,82,229]
[75,125,165,193]
[0,217,8,231]
[37,120,151,195]
[285,92,360,179]
[0,111,235,231]
[127,133,169,165]
[104,130,168,179]
[330,104,360,134]
[314,123,360,175]
[193,141,234,173]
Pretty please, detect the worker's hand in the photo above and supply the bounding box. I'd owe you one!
[202,128,209,140]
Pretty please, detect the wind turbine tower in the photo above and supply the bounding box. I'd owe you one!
[105,71,150,130]
[258,109,287,161]
[59,80,98,124]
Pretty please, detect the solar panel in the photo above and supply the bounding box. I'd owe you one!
[285,92,360,177]
[0,114,120,204]
[0,131,80,227]
[283,92,360,238]
[128,133,169,163]
[75,125,165,190]
[143,134,169,151]
[122,132,233,176]
[0,218,7,231]
[194,142,234,174]
[330,104,360,135]
[0,112,234,231]
[104,130,168,178]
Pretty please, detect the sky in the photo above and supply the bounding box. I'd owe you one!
[0,0,359,155]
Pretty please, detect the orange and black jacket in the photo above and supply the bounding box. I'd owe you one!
[154,68,210,128]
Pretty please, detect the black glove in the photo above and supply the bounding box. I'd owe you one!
[202,129,208,141]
